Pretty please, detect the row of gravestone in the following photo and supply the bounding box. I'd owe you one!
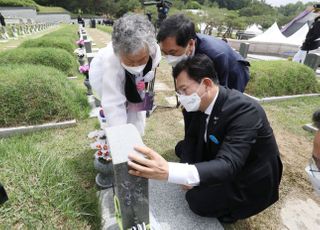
[0,23,55,41]
[239,42,320,72]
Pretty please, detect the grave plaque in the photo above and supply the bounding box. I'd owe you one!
[304,53,320,71]
[239,42,250,59]
[84,40,92,53]
[105,124,149,230]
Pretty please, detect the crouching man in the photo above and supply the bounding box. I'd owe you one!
[128,55,283,223]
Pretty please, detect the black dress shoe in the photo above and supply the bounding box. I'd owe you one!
[218,215,238,224]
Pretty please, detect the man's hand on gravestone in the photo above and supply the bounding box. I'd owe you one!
[128,146,169,181]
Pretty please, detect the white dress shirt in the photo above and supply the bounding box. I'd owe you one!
[168,88,219,186]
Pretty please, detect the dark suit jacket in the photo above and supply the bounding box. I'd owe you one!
[195,34,250,92]
[175,86,282,218]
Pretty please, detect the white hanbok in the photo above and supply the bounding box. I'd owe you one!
[89,43,161,136]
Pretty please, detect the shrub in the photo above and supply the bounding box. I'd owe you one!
[0,47,78,75]
[246,60,320,97]
[0,64,89,127]
[20,37,76,54]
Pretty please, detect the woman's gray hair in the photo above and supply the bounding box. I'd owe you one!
[112,14,156,55]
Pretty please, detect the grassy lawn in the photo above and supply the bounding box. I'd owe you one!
[0,26,61,53]
[262,97,319,138]
[37,5,69,13]
[0,119,101,228]
[96,25,113,34]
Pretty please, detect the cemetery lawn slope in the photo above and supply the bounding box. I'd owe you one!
[0,119,100,228]
[246,60,320,97]
[0,64,89,127]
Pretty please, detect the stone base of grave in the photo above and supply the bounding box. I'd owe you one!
[99,180,223,230]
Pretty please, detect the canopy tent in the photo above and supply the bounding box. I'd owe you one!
[281,9,317,37]
[286,23,309,46]
[244,24,263,35]
[249,22,289,44]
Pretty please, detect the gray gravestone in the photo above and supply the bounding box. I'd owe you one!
[304,53,320,71]
[239,42,250,59]
[105,124,149,230]
[84,40,92,53]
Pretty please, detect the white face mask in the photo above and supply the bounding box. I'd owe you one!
[165,54,188,67]
[121,62,147,75]
[165,43,195,67]
[177,81,205,112]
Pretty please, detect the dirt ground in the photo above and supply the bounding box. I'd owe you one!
[86,28,320,230]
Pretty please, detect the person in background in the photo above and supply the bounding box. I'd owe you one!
[0,13,6,27]
[89,14,161,136]
[157,14,250,93]
[293,4,320,63]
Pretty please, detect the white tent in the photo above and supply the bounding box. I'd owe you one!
[286,23,309,46]
[244,24,263,35]
[249,22,289,43]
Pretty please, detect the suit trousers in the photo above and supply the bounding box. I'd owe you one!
[185,183,235,218]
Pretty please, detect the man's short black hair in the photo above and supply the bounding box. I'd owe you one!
[313,109,320,129]
[172,54,218,84]
[157,14,196,47]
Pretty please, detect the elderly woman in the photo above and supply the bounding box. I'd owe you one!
[89,14,161,135]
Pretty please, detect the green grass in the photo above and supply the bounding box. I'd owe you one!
[262,96,320,138]
[37,5,68,13]
[0,119,101,228]
[246,60,320,97]
[0,64,89,127]
[97,25,113,34]
[20,36,76,54]
[0,47,78,75]
[0,0,38,9]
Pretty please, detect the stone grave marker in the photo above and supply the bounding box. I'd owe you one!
[239,42,250,59]
[84,40,92,53]
[304,53,320,71]
[105,124,149,230]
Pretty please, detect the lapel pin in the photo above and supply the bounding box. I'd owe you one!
[209,135,220,144]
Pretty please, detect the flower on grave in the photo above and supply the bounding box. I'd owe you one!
[95,144,112,163]
[76,39,85,47]
[74,48,85,58]
[79,64,90,74]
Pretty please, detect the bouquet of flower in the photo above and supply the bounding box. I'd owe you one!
[76,39,85,48]
[79,64,90,74]
[95,144,112,163]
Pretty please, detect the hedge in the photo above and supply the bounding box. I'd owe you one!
[246,60,320,97]
[20,37,76,54]
[0,47,78,75]
[0,64,89,127]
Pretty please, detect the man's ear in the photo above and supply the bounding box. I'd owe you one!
[203,78,213,89]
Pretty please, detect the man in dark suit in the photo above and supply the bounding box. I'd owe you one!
[157,14,250,92]
[128,55,282,223]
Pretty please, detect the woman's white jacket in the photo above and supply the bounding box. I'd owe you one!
[89,43,161,135]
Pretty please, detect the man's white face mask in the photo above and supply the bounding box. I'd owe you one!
[121,62,147,75]
[177,81,205,112]
[165,43,195,67]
